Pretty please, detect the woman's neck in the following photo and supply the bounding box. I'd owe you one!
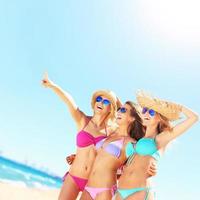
[92,113,108,127]
[145,125,158,138]
[115,124,129,137]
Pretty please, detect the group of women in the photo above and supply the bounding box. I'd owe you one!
[42,72,198,200]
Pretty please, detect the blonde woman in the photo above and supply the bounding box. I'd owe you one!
[42,73,119,200]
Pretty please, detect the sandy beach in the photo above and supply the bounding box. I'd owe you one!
[0,182,60,200]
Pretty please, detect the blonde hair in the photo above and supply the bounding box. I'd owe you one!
[91,90,118,120]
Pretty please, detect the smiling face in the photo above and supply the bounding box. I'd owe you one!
[141,107,160,128]
[116,103,135,126]
[94,95,111,116]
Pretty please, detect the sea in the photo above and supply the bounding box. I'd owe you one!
[0,156,62,189]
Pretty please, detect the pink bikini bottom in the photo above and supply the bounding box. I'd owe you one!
[63,172,88,191]
[85,184,117,199]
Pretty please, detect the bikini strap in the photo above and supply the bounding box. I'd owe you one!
[104,123,108,136]
[82,117,92,130]
[123,136,132,146]
[121,136,125,145]
[144,188,150,200]
[153,134,160,152]
[127,153,135,165]
[153,132,159,141]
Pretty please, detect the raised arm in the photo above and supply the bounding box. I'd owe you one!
[41,72,86,127]
[157,105,199,147]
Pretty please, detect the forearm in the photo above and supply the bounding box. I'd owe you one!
[172,105,199,134]
[42,73,85,124]
[157,105,199,146]
[50,84,78,111]
[182,105,199,122]
[49,84,85,124]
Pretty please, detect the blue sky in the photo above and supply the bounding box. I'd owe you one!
[0,0,200,199]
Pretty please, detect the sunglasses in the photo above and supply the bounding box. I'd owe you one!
[142,107,156,117]
[96,96,111,106]
[117,107,127,113]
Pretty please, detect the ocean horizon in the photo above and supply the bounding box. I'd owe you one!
[0,155,62,189]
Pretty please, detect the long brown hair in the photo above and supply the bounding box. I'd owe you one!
[126,101,145,141]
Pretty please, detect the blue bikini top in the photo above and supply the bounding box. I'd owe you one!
[125,138,160,160]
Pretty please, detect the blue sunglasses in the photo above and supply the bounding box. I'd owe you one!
[142,107,156,117]
[96,96,111,106]
[117,107,127,113]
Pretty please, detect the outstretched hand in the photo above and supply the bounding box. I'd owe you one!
[41,72,54,88]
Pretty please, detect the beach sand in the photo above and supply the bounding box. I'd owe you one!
[0,182,60,200]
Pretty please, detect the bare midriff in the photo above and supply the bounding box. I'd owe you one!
[118,155,154,188]
[69,146,97,178]
[87,149,125,187]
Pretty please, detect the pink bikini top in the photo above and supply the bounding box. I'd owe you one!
[76,120,107,148]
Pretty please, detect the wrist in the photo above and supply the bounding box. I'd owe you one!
[49,83,56,89]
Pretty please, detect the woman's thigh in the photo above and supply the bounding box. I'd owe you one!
[58,174,80,200]
[80,190,93,200]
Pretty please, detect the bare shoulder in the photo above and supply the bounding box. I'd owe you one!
[77,114,92,131]
[124,137,136,146]
[155,130,173,148]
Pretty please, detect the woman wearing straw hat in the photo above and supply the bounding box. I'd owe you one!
[80,101,148,200]
[41,72,119,200]
[115,92,199,200]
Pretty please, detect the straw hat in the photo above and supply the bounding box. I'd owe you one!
[91,90,121,120]
[136,91,182,121]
